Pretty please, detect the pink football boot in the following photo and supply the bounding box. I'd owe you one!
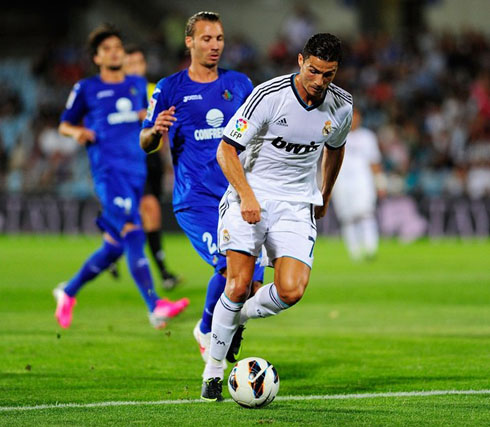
[149,298,190,329]
[53,283,76,329]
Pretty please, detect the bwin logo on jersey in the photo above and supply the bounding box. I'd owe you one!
[271,137,321,155]
[113,196,132,214]
[107,97,139,125]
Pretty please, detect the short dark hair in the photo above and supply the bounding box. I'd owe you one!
[302,33,342,64]
[124,43,145,56]
[185,11,221,38]
[87,24,122,58]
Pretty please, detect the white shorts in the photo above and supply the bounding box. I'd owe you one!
[332,178,376,223]
[218,191,317,268]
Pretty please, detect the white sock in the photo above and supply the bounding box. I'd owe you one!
[342,222,362,260]
[203,294,243,379]
[202,356,225,380]
[239,283,289,324]
[360,216,379,257]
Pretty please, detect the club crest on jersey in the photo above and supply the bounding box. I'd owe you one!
[222,229,230,242]
[222,89,233,101]
[322,120,332,136]
[130,86,138,96]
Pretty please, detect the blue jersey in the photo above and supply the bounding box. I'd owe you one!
[142,68,253,212]
[61,75,148,180]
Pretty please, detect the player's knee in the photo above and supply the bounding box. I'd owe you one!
[226,273,253,303]
[276,278,308,306]
[278,288,304,306]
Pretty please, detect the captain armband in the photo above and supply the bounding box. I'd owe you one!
[143,136,163,154]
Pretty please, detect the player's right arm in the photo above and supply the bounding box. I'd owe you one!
[59,81,95,145]
[140,107,175,153]
[58,122,95,145]
[140,78,176,154]
[217,141,261,224]
[219,79,273,224]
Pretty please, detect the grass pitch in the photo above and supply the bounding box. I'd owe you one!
[0,234,489,425]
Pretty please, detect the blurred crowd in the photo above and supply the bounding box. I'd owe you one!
[0,7,489,202]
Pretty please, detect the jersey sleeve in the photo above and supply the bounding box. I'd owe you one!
[142,78,168,129]
[222,85,271,150]
[60,82,87,125]
[139,77,149,110]
[325,107,353,150]
[241,76,254,99]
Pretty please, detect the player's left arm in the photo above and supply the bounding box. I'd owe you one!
[371,163,388,198]
[315,108,353,219]
[368,133,387,198]
[315,145,345,219]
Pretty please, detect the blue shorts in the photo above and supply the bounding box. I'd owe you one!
[93,171,145,242]
[175,205,265,282]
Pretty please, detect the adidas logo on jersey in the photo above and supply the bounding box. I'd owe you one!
[271,137,320,155]
[275,117,288,126]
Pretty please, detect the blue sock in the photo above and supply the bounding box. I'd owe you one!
[64,240,123,297]
[200,272,227,334]
[124,229,159,312]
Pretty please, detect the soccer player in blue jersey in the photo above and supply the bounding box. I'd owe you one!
[140,11,264,364]
[53,24,188,329]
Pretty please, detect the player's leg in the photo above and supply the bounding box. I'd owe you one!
[121,221,189,329]
[141,159,179,289]
[197,192,267,340]
[341,219,363,260]
[239,200,315,329]
[175,207,228,357]
[107,173,188,328]
[238,257,310,327]
[54,233,124,328]
[63,233,124,298]
[359,215,379,259]
[225,261,265,363]
[202,250,256,401]
[198,267,226,332]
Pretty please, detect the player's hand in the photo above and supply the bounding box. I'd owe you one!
[241,195,261,224]
[154,106,177,134]
[74,128,96,145]
[377,188,387,199]
[314,200,330,219]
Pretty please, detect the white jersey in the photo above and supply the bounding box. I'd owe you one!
[222,73,353,206]
[332,127,381,220]
[337,127,381,185]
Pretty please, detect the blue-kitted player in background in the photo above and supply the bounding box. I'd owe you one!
[54,24,189,329]
[140,12,264,367]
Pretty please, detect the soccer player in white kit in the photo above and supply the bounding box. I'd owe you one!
[200,33,353,401]
[332,108,386,260]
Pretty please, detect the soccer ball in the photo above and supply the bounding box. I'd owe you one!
[228,357,280,408]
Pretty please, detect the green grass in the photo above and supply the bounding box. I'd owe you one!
[0,235,489,425]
